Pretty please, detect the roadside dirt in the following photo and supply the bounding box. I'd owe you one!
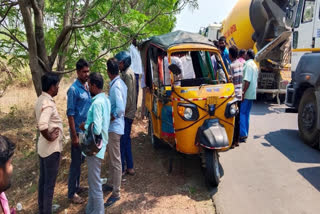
[0,81,215,214]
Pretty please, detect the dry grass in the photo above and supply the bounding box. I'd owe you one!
[0,76,214,214]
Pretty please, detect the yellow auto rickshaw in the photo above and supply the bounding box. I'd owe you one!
[140,31,236,187]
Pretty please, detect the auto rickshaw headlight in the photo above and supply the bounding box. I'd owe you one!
[230,104,237,115]
[184,108,193,120]
[225,99,238,118]
[178,103,199,121]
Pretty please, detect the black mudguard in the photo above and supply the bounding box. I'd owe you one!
[196,119,229,149]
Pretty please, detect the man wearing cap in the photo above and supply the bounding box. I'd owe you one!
[115,51,137,178]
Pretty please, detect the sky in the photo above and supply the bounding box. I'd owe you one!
[174,0,238,32]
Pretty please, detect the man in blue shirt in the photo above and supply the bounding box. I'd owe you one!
[66,59,91,204]
[81,72,111,214]
[104,58,127,208]
[219,36,231,74]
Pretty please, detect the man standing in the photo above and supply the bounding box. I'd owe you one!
[67,59,91,204]
[129,38,143,106]
[240,49,258,142]
[104,58,127,208]
[82,72,111,214]
[238,49,246,64]
[35,72,63,214]
[0,135,15,214]
[229,45,244,148]
[115,51,137,177]
[218,36,231,74]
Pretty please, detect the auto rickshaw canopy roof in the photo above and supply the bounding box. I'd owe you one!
[141,30,215,51]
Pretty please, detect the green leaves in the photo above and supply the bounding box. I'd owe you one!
[1,0,197,76]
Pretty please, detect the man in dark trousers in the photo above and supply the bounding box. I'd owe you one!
[229,45,244,148]
[115,51,137,176]
[35,72,63,213]
[66,59,91,204]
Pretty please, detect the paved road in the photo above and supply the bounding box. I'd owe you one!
[213,102,320,214]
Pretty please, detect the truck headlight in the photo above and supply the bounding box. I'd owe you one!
[225,99,238,118]
[178,103,199,121]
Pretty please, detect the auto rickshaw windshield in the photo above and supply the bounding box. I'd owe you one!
[161,50,229,87]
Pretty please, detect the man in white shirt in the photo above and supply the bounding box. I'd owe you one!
[163,55,182,85]
[180,53,195,80]
[129,38,143,106]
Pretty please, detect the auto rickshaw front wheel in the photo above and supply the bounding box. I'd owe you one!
[204,149,221,187]
[147,113,161,149]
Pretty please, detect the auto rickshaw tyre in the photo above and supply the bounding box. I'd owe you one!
[204,150,221,187]
[298,88,320,148]
[148,114,161,149]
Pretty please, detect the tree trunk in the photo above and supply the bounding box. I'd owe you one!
[57,40,70,72]
[30,67,45,96]
[19,0,44,96]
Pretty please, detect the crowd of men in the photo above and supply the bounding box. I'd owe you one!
[0,35,258,213]
[216,36,259,148]
[33,40,142,213]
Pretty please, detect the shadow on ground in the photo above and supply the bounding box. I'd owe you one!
[263,129,320,164]
[262,129,320,192]
[298,167,320,192]
[250,101,287,116]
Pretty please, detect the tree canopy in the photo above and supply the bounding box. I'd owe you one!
[0,0,197,95]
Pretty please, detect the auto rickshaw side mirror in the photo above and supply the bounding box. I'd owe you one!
[168,64,182,75]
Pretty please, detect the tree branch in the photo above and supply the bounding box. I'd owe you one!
[0,28,50,73]
[0,1,18,7]
[0,2,18,25]
[49,0,120,66]
[29,0,50,71]
[94,39,132,63]
[72,0,120,29]
[0,27,28,50]
[49,26,72,65]
[29,0,40,14]
[102,20,129,38]
[49,0,191,75]
[74,0,90,24]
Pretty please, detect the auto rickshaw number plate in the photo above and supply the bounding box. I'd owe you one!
[207,96,218,105]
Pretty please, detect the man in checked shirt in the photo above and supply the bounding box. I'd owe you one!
[229,45,244,148]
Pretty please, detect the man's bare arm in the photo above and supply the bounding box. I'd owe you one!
[40,128,59,142]
[242,80,250,100]
[67,116,79,146]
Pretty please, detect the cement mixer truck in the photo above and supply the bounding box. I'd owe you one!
[206,0,293,102]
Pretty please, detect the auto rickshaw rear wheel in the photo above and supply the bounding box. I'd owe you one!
[204,149,221,187]
[148,113,161,149]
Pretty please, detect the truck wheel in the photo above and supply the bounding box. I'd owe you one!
[148,113,161,149]
[298,88,320,147]
[204,150,221,187]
